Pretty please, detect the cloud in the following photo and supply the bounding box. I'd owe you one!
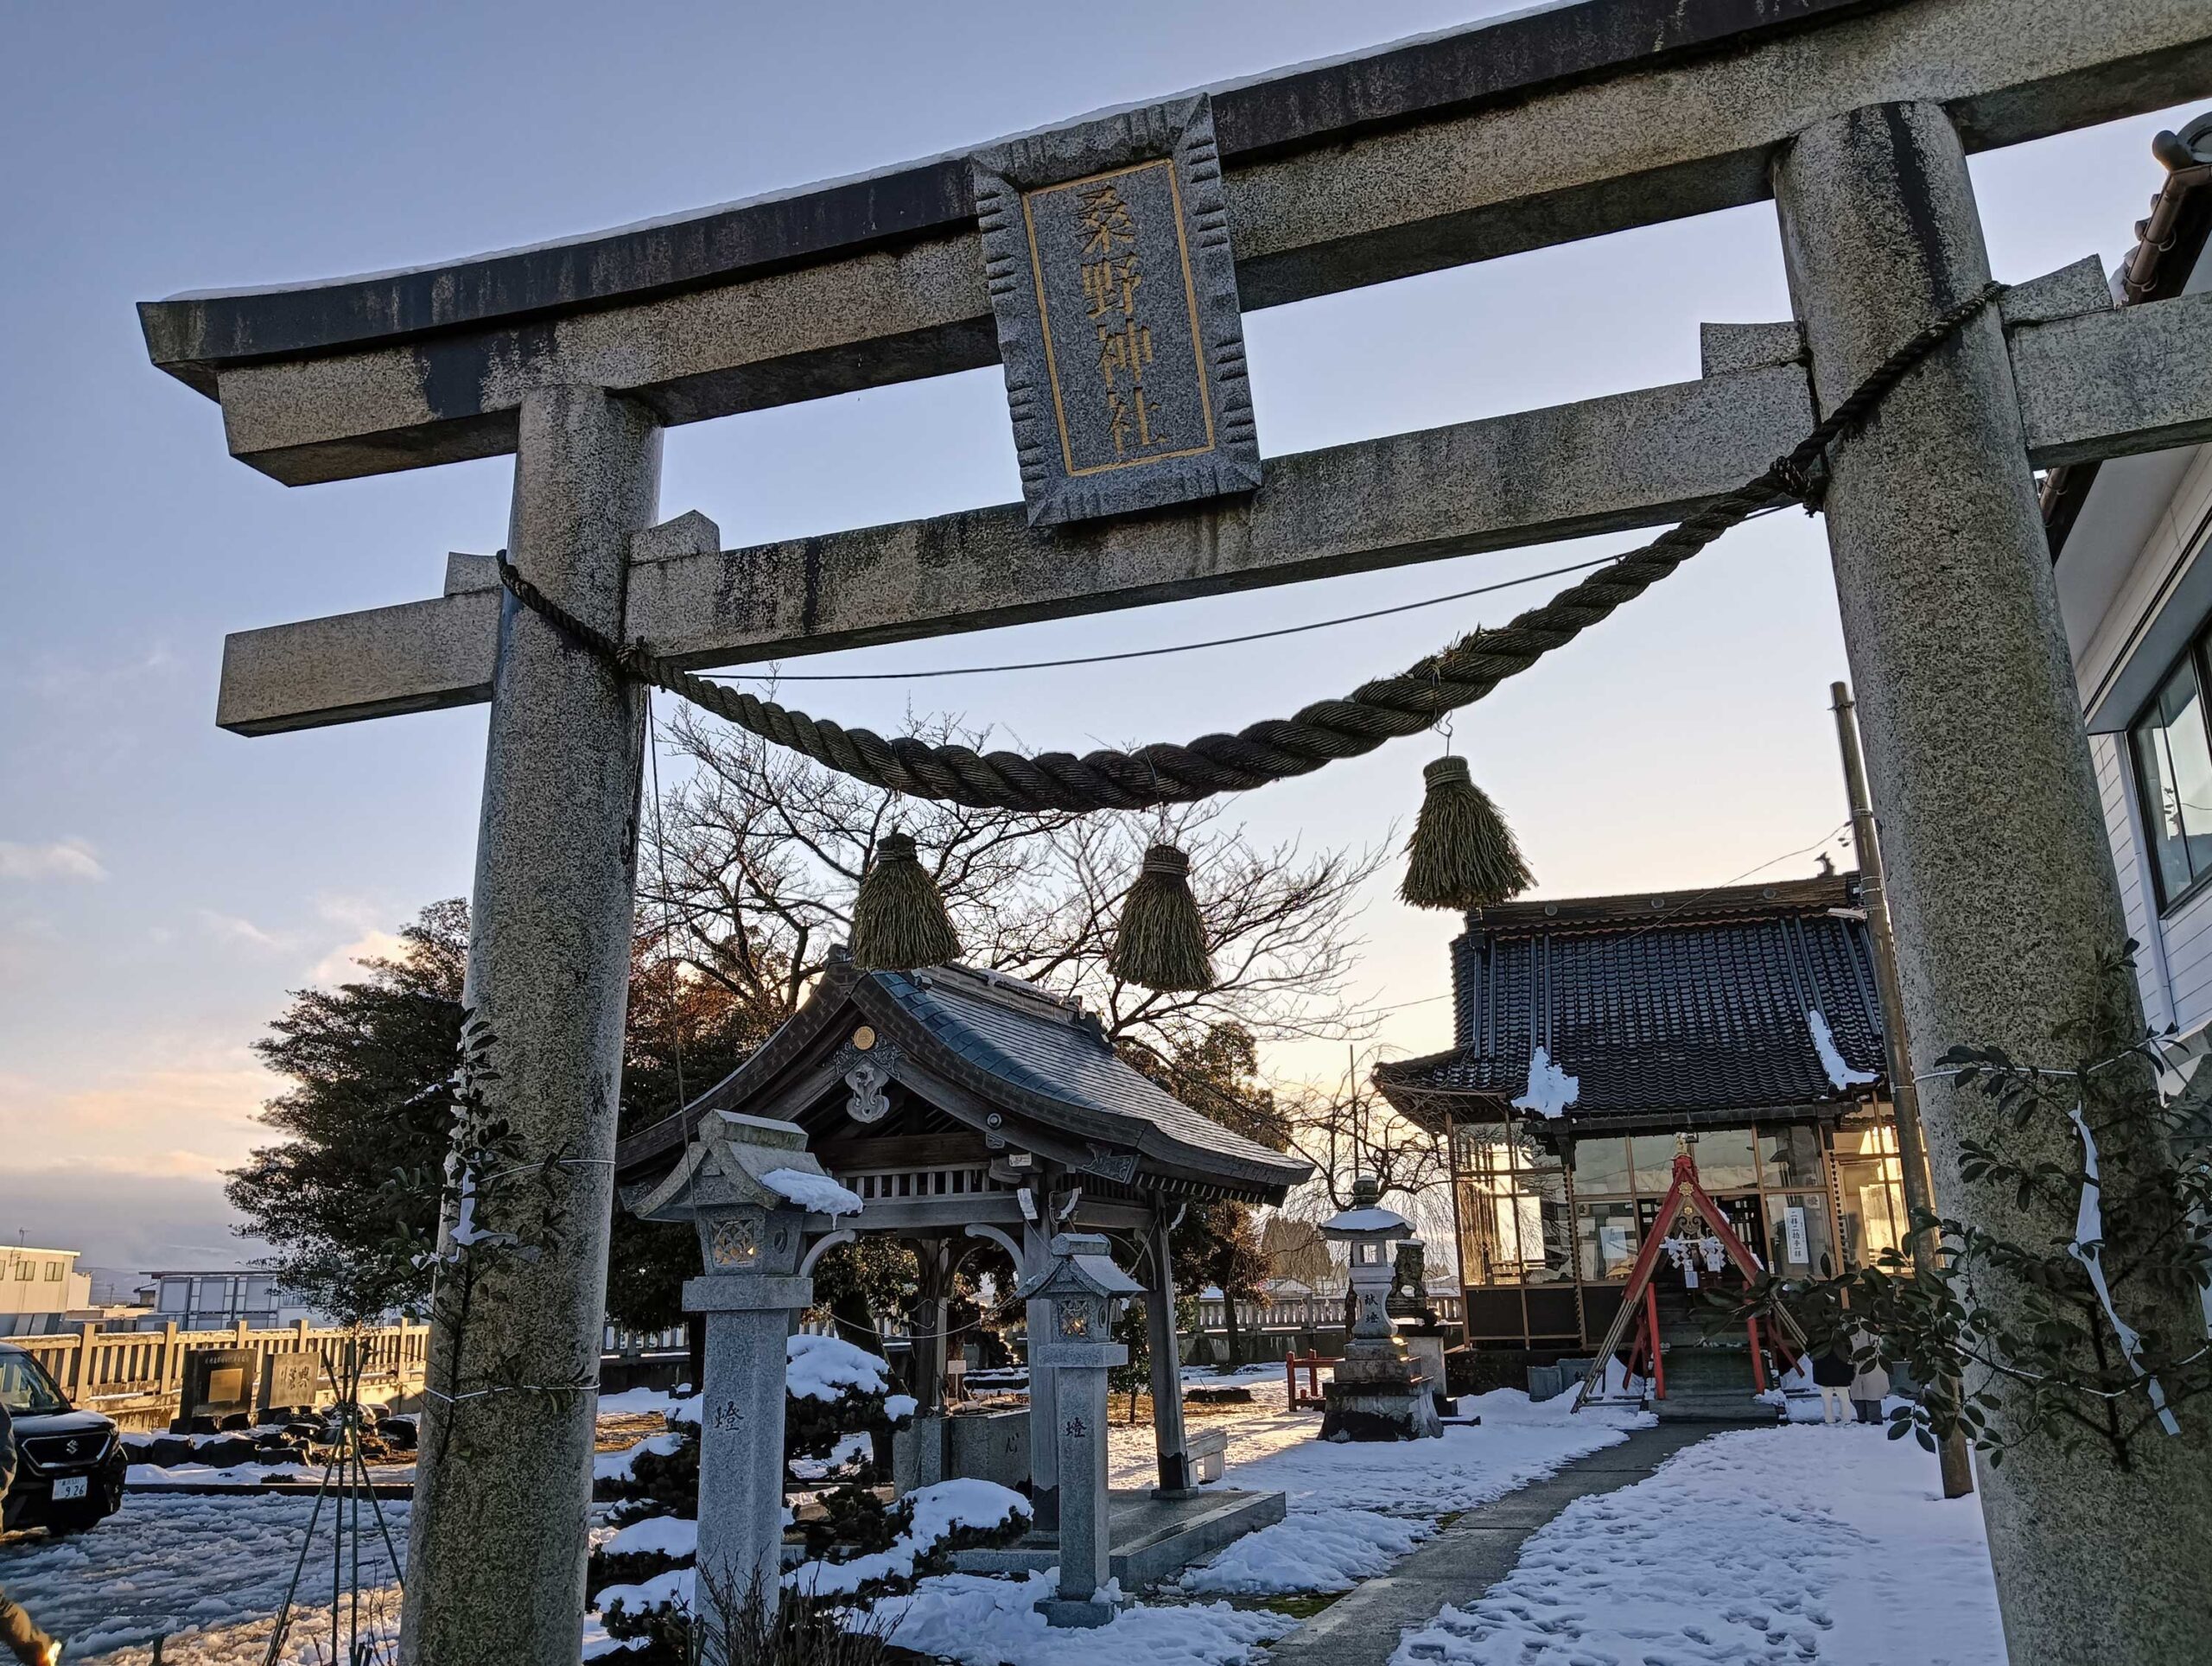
[0,1159,268,1272]
[197,908,288,951]
[0,837,106,882]
[0,1043,274,1161]
[308,928,408,985]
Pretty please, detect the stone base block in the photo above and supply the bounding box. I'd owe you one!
[957,1487,1286,1588]
[1036,1594,1121,1629]
[1319,1381,1443,1441]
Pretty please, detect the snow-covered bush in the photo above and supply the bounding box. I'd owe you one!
[588,1334,1022,1663]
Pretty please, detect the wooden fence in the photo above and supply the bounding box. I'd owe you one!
[12,1319,430,1430]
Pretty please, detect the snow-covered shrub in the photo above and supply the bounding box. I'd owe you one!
[588,1333,1017,1663]
[786,1478,1029,1602]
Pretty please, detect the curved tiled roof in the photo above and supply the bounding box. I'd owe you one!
[616,956,1307,1200]
[1376,873,1888,1129]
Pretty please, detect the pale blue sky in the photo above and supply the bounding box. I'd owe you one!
[0,1,2197,1269]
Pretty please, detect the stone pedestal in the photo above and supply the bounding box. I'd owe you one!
[1319,1182,1442,1441]
[687,1272,812,1604]
[1016,1232,1145,1628]
[1320,1351,1443,1442]
[1032,1338,1122,1627]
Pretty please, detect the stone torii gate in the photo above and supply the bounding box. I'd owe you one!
[141,3,2212,1663]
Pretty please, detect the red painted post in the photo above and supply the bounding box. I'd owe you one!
[1747,1314,1769,1393]
[1645,1282,1665,1399]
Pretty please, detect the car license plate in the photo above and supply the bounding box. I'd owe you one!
[51,1476,88,1501]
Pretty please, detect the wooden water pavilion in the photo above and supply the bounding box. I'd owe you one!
[613,950,1309,1571]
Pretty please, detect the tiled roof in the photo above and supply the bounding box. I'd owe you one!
[871,968,1302,1182]
[614,956,1308,1199]
[1376,873,1888,1129]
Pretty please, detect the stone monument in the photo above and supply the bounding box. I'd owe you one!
[622,1111,860,1607]
[1318,1179,1441,1441]
[1017,1232,1145,1628]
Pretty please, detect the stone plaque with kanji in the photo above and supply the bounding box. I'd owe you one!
[974,94,1261,525]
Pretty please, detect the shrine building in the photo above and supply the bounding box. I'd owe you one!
[1375,872,1898,1359]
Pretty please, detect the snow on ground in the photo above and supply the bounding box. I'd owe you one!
[1390,1421,2004,1666]
[1146,1381,1644,1599]
[1180,1507,1431,1595]
[879,1570,1293,1666]
[0,1490,410,1663]
[1215,1385,1649,1515]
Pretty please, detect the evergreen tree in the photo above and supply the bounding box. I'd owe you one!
[227,900,767,1327]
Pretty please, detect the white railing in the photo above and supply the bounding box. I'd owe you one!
[1191,1292,1465,1332]
[603,1324,688,1355]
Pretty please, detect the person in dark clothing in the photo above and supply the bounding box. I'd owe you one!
[0,1400,63,1664]
[1810,1338,1855,1425]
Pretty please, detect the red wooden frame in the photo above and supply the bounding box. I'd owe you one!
[1284,1349,1338,1411]
[1600,1150,1796,1400]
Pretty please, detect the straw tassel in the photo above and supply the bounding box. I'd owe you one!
[1109,843,1214,991]
[1400,755,1533,911]
[849,831,960,970]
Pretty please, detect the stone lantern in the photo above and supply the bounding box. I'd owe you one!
[1015,1232,1144,1628]
[623,1110,861,1606]
[1318,1176,1441,1440]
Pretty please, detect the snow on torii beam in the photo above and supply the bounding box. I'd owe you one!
[143,0,2212,485]
[214,282,2212,737]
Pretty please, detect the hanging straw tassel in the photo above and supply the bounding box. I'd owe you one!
[1109,843,1214,991]
[849,831,960,970]
[1400,755,1533,911]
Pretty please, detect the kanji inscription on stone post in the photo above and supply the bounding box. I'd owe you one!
[975,93,1260,525]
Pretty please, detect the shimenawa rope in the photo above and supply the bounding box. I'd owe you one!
[497,283,2005,813]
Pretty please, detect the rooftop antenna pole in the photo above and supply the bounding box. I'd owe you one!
[1831,680,1974,1499]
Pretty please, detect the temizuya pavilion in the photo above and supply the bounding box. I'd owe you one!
[613,951,1310,1571]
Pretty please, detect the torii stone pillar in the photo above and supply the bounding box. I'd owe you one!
[399,384,662,1666]
[1775,103,2212,1664]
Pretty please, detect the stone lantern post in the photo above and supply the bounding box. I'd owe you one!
[621,1110,861,1608]
[1016,1232,1143,1628]
[1319,1176,1441,1441]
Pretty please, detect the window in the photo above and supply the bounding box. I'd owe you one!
[1690,1128,1758,1192]
[1765,1192,1835,1277]
[1835,1119,1909,1269]
[1630,1135,1682,1192]
[12,1261,29,1281]
[1572,1137,1631,1193]
[1454,1122,1570,1288]
[0,1351,67,1417]
[1576,1199,1640,1281]
[44,1261,61,1281]
[2132,645,2212,906]
[1760,1126,1823,1190]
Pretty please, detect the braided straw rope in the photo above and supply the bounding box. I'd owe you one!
[500,283,2004,813]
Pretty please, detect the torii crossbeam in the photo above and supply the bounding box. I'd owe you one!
[143,3,2212,1663]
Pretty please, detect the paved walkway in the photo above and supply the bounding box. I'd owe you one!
[1263,1421,1738,1666]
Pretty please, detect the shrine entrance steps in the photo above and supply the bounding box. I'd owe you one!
[955,1487,1286,1588]
[1652,1289,1781,1425]
[1263,1422,1733,1666]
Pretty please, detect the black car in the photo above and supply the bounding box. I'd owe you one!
[1,1343,126,1534]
